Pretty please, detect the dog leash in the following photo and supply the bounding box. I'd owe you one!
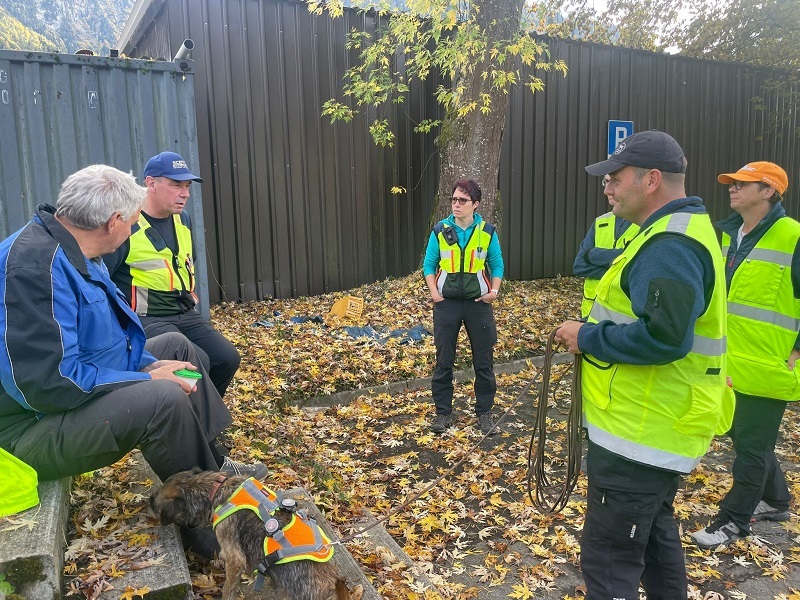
[322,361,548,550]
[526,329,583,513]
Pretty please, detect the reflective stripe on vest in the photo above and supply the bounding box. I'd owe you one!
[589,304,726,356]
[581,214,640,318]
[127,213,194,315]
[435,221,494,300]
[583,211,734,473]
[722,217,800,400]
[212,478,334,565]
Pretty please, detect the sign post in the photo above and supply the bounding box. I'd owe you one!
[608,120,634,156]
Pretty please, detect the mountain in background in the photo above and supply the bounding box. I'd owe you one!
[0,0,134,55]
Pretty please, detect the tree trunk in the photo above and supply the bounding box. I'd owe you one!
[433,0,524,229]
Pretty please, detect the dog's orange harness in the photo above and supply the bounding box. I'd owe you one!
[211,477,334,573]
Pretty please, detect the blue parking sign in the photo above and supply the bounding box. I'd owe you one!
[608,120,634,156]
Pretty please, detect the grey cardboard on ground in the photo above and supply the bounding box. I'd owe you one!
[98,454,192,600]
[0,478,70,600]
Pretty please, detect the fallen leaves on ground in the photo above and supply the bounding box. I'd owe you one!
[59,274,800,599]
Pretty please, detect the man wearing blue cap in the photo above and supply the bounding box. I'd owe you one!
[555,131,733,599]
[104,152,241,400]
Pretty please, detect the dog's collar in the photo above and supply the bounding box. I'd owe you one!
[209,473,228,501]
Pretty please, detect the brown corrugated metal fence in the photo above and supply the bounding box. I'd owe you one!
[122,0,799,301]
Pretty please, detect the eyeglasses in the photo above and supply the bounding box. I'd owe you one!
[451,197,472,205]
[601,177,611,187]
[730,181,752,190]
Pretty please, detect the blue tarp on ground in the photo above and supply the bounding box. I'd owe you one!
[344,324,430,345]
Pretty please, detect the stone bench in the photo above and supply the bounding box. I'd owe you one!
[97,453,192,600]
[0,451,193,600]
[0,477,70,600]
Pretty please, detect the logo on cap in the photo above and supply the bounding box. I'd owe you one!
[173,160,187,169]
[614,143,626,155]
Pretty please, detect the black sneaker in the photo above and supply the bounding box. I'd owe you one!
[477,412,499,436]
[430,413,454,434]
[752,500,790,522]
[221,456,268,479]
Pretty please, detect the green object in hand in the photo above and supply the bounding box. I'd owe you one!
[174,369,202,379]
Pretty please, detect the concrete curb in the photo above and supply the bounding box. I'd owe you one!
[356,509,438,594]
[98,453,192,600]
[0,477,70,600]
[297,352,575,408]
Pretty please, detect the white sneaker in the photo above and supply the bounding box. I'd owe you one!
[690,520,745,549]
[752,500,790,522]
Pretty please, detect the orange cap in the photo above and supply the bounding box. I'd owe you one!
[717,161,788,195]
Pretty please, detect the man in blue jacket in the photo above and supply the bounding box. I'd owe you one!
[0,164,263,557]
[423,178,504,435]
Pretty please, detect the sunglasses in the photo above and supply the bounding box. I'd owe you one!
[451,197,473,205]
[730,181,754,190]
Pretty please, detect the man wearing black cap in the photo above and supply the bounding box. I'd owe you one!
[103,152,241,400]
[554,131,732,599]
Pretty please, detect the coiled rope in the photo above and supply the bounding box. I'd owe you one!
[527,328,583,513]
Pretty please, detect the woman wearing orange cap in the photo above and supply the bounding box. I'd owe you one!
[691,161,798,549]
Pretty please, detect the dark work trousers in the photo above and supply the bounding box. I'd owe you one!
[431,298,497,416]
[581,442,686,600]
[140,310,241,397]
[8,332,232,483]
[718,391,791,533]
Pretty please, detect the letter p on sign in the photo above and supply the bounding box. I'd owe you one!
[607,120,634,156]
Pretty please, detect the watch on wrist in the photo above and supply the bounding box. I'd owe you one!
[491,289,499,295]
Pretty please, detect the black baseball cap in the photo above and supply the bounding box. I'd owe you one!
[585,130,686,176]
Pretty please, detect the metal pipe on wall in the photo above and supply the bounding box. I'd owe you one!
[173,39,194,61]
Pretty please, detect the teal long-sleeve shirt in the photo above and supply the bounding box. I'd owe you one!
[422,214,504,278]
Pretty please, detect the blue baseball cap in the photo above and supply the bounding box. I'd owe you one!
[143,151,203,182]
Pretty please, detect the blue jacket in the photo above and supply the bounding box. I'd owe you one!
[0,206,156,439]
[577,197,717,365]
[422,214,505,278]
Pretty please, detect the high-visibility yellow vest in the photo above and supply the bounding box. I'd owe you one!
[581,214,640,318]
[434,221,496,300]
[0,447,38,518]
[722,217,800,400]
[212,478,334,565]
[582,211,734,473]
[126,213,196,315]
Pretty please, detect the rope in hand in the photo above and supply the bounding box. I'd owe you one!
[527,328,583,514]
[324,362,548,549]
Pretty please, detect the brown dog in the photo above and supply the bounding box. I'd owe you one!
[149,469,364,600]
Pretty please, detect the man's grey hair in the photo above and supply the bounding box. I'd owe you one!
[55,165,146,230]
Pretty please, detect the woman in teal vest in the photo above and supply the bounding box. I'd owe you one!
[691,162,798,549]
[423,178,504,436]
